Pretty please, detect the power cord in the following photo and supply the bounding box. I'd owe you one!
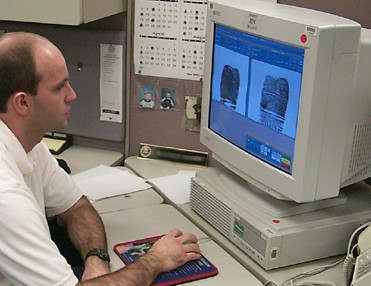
[342,245,357,286]
[263,281,279,286]
[276,258,344,286]
[264,280,337,286]
[294,282,337,286]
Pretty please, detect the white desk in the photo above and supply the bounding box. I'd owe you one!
[92,189,163,214]
[101,203,263,286]
[125,156,207,179]
[55,146,163,213]
[125,156,345,286]
[55,145,124,175]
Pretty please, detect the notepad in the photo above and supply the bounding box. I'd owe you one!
[114,234,218,286]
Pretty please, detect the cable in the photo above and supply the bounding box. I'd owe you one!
[295,282,336,286]
[341,222,371,286]
[342,253,355,286]
[263,223,371,286]
[280,258,344,286]
[263,281,279,286]
[276,223,371,286]
[347,223,369,257]
[197,236,212,245]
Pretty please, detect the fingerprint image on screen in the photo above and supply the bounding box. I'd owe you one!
[259,75,289,133]
[220,65,240,109]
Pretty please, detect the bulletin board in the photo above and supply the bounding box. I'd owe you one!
[0,22,126,142]
[128,0,209,157]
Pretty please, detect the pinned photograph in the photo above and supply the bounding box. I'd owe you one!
[160,88,175,110]
[139,85,155,109]
[185,96,202,132]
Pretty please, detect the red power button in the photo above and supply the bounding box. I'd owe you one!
[300,34,308,43]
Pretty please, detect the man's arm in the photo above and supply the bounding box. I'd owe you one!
[77,229,201,286]
[57,195,110,280]
[58,196,201,286]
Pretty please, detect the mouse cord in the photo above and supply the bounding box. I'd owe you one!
[277,258,344,286]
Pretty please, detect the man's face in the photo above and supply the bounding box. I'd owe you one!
[29,43,76,133]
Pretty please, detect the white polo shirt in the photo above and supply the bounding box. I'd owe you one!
[0,120,82,286]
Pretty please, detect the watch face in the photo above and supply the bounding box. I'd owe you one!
[98,249,110,261]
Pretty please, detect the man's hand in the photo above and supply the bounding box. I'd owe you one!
[146,228,201,272]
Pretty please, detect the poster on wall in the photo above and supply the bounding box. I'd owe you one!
[134,0,207,81]
[100,43,123,123]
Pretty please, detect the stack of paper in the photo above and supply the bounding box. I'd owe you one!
[148,170,196,204]
[72,165,151,202]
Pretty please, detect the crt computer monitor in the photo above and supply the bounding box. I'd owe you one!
[200,0,371,203]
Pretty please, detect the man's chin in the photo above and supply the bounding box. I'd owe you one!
[54,122,68,132]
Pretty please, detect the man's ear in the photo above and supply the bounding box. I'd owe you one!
[12,92,31,115]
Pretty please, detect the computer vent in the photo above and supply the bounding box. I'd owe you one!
[345,123,371,185]
[190,178,232,238]
[349,123,371,172]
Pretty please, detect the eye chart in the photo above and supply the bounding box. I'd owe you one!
[134,0,207,81]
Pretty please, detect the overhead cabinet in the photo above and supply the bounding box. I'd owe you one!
[0,0,126,25]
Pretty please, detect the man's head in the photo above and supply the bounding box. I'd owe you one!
[0,32,76,151]
[0,32,40,113]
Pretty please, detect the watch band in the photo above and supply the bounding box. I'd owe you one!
[85,248,111,262]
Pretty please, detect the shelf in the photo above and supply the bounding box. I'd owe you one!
[0,0,127,25]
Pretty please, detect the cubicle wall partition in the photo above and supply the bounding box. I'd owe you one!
[0,21,126,144]
[127,1,209,157]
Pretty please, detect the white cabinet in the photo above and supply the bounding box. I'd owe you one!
[0,0,127,25]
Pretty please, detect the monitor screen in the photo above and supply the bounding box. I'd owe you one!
[209,24,304,174]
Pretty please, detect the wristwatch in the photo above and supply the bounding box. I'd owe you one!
[85,248,110,262]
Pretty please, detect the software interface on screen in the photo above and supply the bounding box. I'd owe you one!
[209,24,305,174]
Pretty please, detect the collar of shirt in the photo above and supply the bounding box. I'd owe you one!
[0,119,34,175]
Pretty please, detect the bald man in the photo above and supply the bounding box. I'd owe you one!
[0,32,200,286]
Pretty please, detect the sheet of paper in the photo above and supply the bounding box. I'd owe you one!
[100,43,123,123]
[148,170,196,204]
[134,0,207,80]
[72,165,122,181]
[72,165,151,202]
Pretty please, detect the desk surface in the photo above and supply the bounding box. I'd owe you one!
[125,156,345,286]
[92,186,164,214]
[55,145,124,175]
[56,147,163,213]
[125,157,207,179]
[101,203,263,286]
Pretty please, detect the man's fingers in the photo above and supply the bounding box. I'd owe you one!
[184,242,201,254]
